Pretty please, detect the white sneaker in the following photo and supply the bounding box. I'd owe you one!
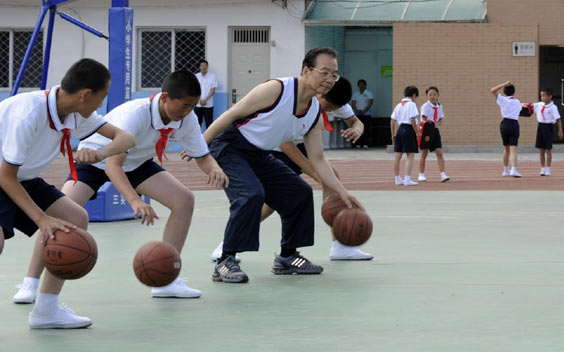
[418,174,427,182]
[29,303,91,329]
[211,242,241,262]
[510,170,522,178]
[395,179,404,186]
[151,278,202,298]
[13,282,37,304]
[404,179,418,186]
[363,145,368,148]
[330,241,374,260]
[545,169,551,176]
[441,175,450,182]
[502,170,510,177]
[540,168,546,176]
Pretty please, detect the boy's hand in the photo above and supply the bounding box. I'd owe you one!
[341,127,362,143]
[75,148,103,164]
[131,199,159,226]
[180,150,193,162]
[37,214,77,243]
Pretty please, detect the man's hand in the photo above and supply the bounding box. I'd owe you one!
[207,167,229,189]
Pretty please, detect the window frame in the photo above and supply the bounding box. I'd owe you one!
[0,28,44,92]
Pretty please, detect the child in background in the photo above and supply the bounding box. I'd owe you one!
[533,88,563,176]
[391,86,420,186]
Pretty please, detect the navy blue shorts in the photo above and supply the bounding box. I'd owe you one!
[394,124,419,153]
[428,128,443,152]
[535,123,554,150]
[69,159,165,200]
[500,118,520,146]
[270,143,308,175]
[0,178,65,239]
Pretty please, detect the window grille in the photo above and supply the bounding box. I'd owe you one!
[0,29,43,89]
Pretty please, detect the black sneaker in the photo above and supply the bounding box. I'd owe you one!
[272,252,324,275]
[212,256,249,283]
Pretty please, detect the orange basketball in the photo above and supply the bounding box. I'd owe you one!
[332,208,373,246]
[133,241,181,287]
[321,194,357,226]
[42,228,98,280]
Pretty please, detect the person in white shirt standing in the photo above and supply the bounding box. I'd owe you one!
[418,86,450,183]
[194,59,218,130]
[532,88,563,176]
[391,86,420,186]
[351,79,374,148]
[490,81,523,177]
[3,58,135,328]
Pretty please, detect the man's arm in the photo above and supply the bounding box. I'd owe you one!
[279,142,320,183]
[104,153,158,225]
[203,80,282,144]
[75,123,135,165]
[341,116,364,144]
[0,161,76,240]
[361,99,374,115]
[201,87,216,106]
[194,154,229,189]
[303,122,363,209]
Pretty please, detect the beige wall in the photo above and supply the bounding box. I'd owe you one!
[487,0,564,45]
[393,23,540,145]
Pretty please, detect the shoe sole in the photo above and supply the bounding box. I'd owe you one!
[211,273,249,283]
[441,178,450,183]
[13,299,34,304]
[152,294,201,298]
[330,257,374,261]
[271,267,324,275]
[29,321,92,329]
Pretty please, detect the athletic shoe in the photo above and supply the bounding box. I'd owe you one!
[404,179,419,186]
[330,241,373,260]
[395,177,404,186]
[502,170,510,177]
[212,256,249,283]
[272,252,323,275]
[510,170,522,178]
[210,241,241,262]
[418,174,427,182]
[545,169,551,176]
[13,282,37,304]
[363,145,369,148]
[151,278,201,298]
[540,168,546,176]
[29,303,91,329]
[441,175,450,182]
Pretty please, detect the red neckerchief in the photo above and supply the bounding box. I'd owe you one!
[45,90,77,183]
[150,94,174,165]
[321,111,334,131]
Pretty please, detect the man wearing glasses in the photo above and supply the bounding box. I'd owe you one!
[203,47,363,283]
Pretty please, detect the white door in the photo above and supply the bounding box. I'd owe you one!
[229,27,270,106]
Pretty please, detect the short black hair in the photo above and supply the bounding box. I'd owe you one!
[503,84,515,96]
[426,86,439,95]
[541,87,553,96]
[199,59,208,66]
[61,58,111,94]
[322,76,352,107]
[404,85,419,98]
[162,70,201,100]
[302,47,338,69]
[357,79,367,87]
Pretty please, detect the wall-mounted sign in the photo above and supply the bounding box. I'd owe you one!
[513,42,536,57]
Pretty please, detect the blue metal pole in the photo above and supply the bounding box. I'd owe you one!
[40,7,56,90]
[57,12,108,39]
[11,4,49,96]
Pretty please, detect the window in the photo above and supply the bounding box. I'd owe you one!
[138,28,205,89]
[0,29,43,90]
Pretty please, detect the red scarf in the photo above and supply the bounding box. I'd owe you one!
[321,111,334,131]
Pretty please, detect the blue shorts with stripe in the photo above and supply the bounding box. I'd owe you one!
[0,178,64,239]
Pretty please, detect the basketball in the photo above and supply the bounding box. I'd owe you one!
[321,194,356,226]
[332,208,373,246]
[133,241,181,287]
[42,228,98,280]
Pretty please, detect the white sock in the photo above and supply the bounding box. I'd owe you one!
[23,276,39,289]
[541,167,546,173]
[546,167,551,173]
[440,172,446,178]
[419,173,425,177]
[511,167,517,173]
[32,293,59,314]
[504,166,510,172]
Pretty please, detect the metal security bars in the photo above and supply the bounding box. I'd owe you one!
[231,28,269,44]
[0,29,43,89]
[138,28,205,89]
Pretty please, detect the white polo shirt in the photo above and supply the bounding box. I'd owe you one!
[328,103,355,120]
[534,101,561,124]
[420,101,444,123]
[496,94,521,120]
[0,86,106,181]
[391,98,419,125]
[237,77,321,151]
[80,93,209,172]
[352,89,374,112]
[195,72,218,108]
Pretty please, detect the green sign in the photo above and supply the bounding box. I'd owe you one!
[381,65,393,78]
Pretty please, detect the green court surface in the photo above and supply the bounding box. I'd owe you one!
[1,191,564,352]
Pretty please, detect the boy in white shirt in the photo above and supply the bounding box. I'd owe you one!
[532,88,563,176]
[490,81,523,177]
[391,86,420,186]
[3,58,135,328]
[418,86,450,182]
[15,70,228,301]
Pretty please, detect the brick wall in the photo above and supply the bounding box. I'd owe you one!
[393,23,539,145]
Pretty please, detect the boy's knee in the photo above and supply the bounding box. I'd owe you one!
[172,187,195,213]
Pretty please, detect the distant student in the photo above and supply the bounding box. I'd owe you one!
[391,86,420,186]
[418,86,450,182]
[490,81,523,177]
[533,88,563,176]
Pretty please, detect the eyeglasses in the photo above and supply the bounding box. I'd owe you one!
[309,67,340,82]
